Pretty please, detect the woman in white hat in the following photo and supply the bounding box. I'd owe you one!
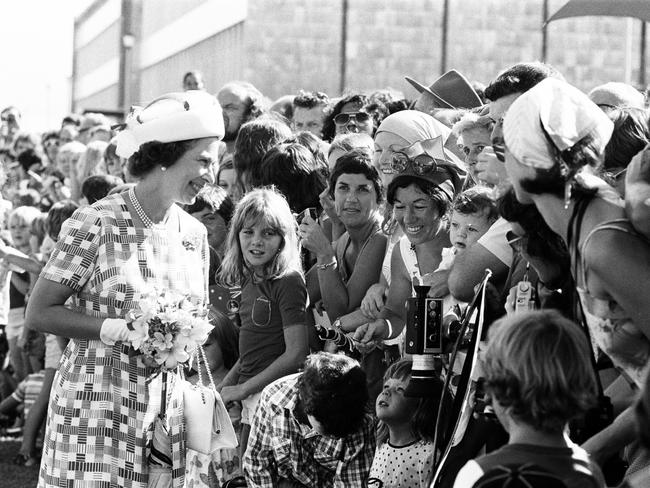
[26,90,224,488]
[502,78,650,475]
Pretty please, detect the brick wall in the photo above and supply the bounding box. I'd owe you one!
[243,0,649,101]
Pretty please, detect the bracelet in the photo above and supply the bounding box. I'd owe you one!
[333,318,343,331]
[316,260,337,271]
[384,318,393,339]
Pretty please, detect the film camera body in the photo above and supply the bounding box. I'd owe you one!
[404,284,444,397]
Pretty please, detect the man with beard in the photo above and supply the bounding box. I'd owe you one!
[217,81,267,155]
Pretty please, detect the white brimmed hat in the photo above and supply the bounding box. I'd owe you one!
[115,91,224,158]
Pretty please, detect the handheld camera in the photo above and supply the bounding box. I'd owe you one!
[405,284,444,397]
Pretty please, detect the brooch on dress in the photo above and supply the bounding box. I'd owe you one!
[182,233,202,251]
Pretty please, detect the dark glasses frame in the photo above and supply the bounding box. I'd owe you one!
[333,111,371,125]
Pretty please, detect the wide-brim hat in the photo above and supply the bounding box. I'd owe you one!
[388,136,464,200]
[405,69,483,110]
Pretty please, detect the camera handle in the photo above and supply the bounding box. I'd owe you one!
[430,268,492,484]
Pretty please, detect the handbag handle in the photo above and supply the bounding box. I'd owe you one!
[196,344,218,392]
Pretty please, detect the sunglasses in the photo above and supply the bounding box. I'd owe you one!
[385,151,446,175]
[333,111,370,125]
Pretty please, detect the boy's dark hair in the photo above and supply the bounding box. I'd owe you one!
[257,142,327,214]
[46,200,79,241]
[233,117,292,189]
[451,187,498,222]
[206,307,239,370]
[328,148,383,204]
[17,148,42,173]
[484,310,597,434]
[484,62,564,102]
[81,175,123,204]
[297,352,368,438]
[185,186,234,227]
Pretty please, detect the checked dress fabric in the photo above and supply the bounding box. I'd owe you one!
[37,192,209,488]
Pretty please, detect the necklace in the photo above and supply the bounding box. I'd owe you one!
[129,187,154,228]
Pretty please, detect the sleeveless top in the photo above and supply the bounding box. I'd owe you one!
[576,218,650,387]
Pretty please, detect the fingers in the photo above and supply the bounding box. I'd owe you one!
[352,323,369,342]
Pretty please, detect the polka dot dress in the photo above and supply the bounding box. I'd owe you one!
[369,439,435,487]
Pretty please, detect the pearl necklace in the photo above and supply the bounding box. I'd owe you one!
[128,188,154,228]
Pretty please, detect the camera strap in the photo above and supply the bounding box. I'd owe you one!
[567,195,606,398]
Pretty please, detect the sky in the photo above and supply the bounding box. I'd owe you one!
[0,1,92,132]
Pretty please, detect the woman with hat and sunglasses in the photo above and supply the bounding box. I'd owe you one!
[502,78,650,479]
[352,134,463,349]
[25,90,224,488]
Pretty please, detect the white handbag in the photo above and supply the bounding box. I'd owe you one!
[182,346,238,454]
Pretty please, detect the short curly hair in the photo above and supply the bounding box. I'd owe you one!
[484,310,597,434]
[297,352,368,438]
[127,139,196,178]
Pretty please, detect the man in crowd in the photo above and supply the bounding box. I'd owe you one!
[244,352,376,487]
[217,81,267,154]
[291,90,330,139]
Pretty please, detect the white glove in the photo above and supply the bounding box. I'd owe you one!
[100,318,131,345]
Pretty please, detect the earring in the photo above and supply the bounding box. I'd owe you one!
[161,166,167,172]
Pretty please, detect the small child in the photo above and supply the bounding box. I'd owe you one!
[186,308,242,487]
[453,310,606,488]
[217,188,308,456]
[369,359,439,488]
[440,186,498,271]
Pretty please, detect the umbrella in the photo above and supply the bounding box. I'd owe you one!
[546,0,649,86]
[546,0,650,24]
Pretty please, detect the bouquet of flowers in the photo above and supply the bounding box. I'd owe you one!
[127,290,213,371]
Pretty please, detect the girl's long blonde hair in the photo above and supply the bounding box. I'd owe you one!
[219,187,302,286]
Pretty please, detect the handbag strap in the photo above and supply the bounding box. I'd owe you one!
[196,345,218,392]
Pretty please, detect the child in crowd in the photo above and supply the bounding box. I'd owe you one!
[369,359,439,488]
[186,308,242,487]
[4,205,41,382]
[13,200,78,466]
[0,367,45,443]
[453,310,605,488]
[217,188,308,457]
[80,174,123,205]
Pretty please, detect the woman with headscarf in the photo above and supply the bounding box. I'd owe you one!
[501,78,650,478]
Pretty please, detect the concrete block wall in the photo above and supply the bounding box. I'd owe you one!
[243,0,649,101]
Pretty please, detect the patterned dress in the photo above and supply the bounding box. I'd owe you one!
[38,191,209,488]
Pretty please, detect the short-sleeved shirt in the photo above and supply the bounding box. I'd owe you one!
[453,443,605,488]
[369,440,435,488]
[11,370,45,418]
[38,192,209,488]
[238,270,307,382]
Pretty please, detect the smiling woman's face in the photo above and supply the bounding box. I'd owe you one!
[392,183,444,245]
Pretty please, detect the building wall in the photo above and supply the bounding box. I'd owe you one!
[244,0,649,101]
[72,0,649,114]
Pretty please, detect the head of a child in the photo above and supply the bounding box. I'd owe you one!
[484,310,597,436]
[449,187,497,253]
[46,200,79,242]
[56,141,85,179]
[29,213,48,254]
[219,187,301,285]
[376,359,439,443]
[200,307,239,373]
[8,206,42,252]
[81,174,123,204]
[297,352,368,438]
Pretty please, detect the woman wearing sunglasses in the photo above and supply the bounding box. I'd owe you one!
[321,94,388,142]
[350,135,463,348]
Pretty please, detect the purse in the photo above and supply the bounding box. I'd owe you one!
[182,346,238,454]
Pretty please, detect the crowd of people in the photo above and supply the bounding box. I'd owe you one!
[0,61,649,488]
